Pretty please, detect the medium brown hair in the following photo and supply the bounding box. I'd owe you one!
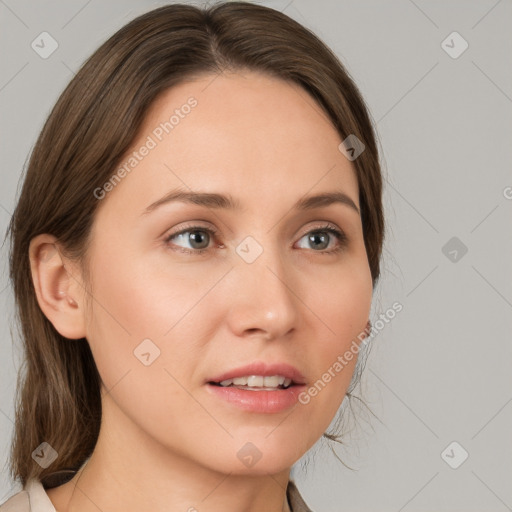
[5,1,384,486]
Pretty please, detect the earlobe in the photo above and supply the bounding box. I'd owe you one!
[29,234,86,340]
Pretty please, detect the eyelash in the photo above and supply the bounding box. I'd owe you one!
[164,222,348,256]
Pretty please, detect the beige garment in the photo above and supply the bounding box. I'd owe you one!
[0,468,313,512]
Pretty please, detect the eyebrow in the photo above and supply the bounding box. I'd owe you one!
[141,189,360,216]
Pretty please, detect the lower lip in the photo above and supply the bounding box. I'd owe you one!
[205,383,307,413]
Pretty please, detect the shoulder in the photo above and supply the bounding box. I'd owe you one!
[2,477,313,512]
[0,477,59,512]
[287,479,314,512]
[0,490,30,512]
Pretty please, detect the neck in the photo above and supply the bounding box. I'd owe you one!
[48,393,293,512]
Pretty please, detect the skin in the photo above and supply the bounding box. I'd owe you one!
[30,70,373,512]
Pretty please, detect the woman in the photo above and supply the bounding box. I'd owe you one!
[2,2,384,511]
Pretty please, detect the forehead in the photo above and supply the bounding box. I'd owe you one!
[97,70,359,218]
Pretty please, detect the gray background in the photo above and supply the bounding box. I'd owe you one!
[1,1,511,511]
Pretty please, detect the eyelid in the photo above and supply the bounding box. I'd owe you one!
[296,221,344,239]
[164,221,220,239]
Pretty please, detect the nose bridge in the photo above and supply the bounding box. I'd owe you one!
[228,234,299,338]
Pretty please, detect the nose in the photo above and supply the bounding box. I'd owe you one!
[225,243,300,341]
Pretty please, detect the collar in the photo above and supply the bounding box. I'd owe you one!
[18,466,313,512]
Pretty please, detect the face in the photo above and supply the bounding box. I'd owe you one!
[81,70,373,475]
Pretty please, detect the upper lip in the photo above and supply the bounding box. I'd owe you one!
[207,362,306,385]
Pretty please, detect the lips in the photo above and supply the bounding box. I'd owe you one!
[205,361,308,414]
[207,361,306,386]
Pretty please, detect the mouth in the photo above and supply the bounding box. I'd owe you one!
[208,375,298,391]
[206,362,306,389]
[205,362,307,413]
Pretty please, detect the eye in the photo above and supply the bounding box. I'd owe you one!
[164,222,348,256]
[295,224,348,254]
[164,225,220,255]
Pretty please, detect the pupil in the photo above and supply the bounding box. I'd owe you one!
[189,230,209,249]
[309,232,328,250]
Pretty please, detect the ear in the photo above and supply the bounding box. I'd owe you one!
[29,234,87,340]
[365,320,372,338]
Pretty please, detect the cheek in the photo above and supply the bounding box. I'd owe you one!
[307,256,372,343]
[85,243,196,339]
[299,259,372,412]
[82,254,209,438]
[82,246,217,388]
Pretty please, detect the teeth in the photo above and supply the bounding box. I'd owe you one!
[218,375,292,388]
